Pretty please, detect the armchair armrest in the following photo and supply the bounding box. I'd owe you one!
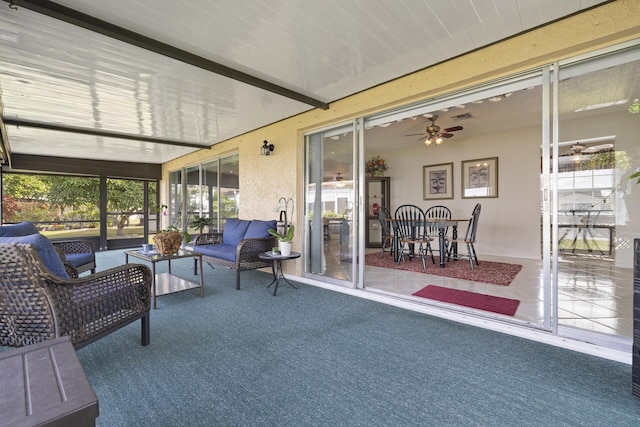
[236,236,277,264]
[42,264,152,348]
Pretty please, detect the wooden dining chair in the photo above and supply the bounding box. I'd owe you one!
[447,203,481,269]
[424,205,452,256]
[394,204,435,268]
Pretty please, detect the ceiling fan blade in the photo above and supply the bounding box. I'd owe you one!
[583,143,614,153]
[440,133,454,138]
[405,133,427,137]
[443,126,463,132]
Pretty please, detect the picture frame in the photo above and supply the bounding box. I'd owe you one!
[423,162,454,200]
[461,157,498,198]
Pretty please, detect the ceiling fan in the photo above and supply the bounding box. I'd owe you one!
[405,115,463,146]
[563,142,614,162]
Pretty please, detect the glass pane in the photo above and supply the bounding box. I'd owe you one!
[1,173,100,238]
[304,124,355,284]
[556,53,640,338]
[106,178,145,241]
[168,170,182,230]
[147,181,158,241]
[219,154,240,230]
[185,165,201,236]
[202,160,219,233]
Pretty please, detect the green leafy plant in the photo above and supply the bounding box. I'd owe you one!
[268,224,295,242]
[631,170,640,184]
[188,215,212,234]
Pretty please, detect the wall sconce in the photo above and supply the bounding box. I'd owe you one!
[260,140,274,156]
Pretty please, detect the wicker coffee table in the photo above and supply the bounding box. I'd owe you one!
[125,249,204,309]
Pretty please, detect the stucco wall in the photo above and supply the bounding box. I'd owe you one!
[162,1,640,272]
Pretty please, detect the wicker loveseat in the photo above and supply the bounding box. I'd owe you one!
[191,219,277,290]
[0,242,152,350]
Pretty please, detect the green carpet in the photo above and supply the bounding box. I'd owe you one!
[66,250,640,425]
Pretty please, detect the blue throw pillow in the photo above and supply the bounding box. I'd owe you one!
[0,233,70,278]
[245,219,277,239]
[0,221,39,237]
[222,219,251,246]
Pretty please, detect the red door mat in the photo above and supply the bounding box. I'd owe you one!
[412,285,520,316]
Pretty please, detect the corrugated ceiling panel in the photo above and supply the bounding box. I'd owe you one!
[0,0,610,164]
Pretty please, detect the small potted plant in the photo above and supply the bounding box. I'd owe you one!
[268,224,295,256]
[154,226,191,256]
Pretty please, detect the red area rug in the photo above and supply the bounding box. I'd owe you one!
[412,285,520,316]
[365,253,522,286]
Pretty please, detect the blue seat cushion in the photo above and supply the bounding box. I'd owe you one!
[193,244,237,262]
[0,233,69,278]
[65,252,94,268]
[222,219,251,246]
[0,221,39,237]
[244,219,277,239]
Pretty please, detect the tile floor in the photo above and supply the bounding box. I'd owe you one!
[354,246,634,338]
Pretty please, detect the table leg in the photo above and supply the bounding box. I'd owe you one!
[393,234,400,262]
[439,228,446,268]
[267,259,298,296]
[198,255,204,297]
[267,261,278,287]
[152,262,157,309]
[274,260,283,296]
[450,225,458,259]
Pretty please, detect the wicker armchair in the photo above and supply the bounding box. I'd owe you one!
[52,239,97,275]
[0,243,152,350]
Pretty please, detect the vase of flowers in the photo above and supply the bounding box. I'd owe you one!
[366,155,389,177]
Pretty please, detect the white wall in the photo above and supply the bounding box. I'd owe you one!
[379,125,543,259]
[376,109,640,264]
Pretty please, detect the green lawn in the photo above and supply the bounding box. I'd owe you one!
[41,226,148,240]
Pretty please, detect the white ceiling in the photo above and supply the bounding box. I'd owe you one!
[0,0,609,165]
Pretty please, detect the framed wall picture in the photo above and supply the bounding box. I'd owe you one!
[461,157,498,198]
[423,162,454,200]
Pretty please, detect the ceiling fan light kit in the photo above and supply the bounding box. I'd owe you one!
[406,114,463,147]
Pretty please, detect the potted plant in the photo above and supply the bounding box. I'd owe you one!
[189,215,212,235]
[268,224,295,256]
[154,226,191,256]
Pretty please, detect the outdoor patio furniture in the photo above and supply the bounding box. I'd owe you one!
[0,242,152,349]
[446,203,482,270]
[0,221,96,276]
[191,219,277,290]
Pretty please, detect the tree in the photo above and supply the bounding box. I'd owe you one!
[2,174,50,199]
[106,179,145,235]
[44,176,146,235]
[3,173,153,235]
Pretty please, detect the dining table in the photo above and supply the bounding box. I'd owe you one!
[392,218,467,268]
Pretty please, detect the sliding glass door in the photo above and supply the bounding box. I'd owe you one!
[554,44,640,342]
[303,122,359,286]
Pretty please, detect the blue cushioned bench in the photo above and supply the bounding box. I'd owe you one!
[190,219,277,290]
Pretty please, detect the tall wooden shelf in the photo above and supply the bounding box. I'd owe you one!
[365,176,390,248]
